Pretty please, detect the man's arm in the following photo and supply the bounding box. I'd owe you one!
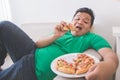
[36,34,59,48]
[98,48,119,73]
[36,21,68,48]
[86,48,119,80]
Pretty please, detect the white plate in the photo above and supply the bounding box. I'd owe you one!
[51,53,100,78]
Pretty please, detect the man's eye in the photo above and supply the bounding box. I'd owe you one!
[75,18,80,21]
[84,21,88,24]
[84,21,90,24]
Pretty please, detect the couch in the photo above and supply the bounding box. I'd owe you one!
[2,22,116,80]
[20,22,116,80]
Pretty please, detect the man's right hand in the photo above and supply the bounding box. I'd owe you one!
[54,21,68,38]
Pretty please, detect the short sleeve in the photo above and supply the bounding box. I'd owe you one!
[90,34,112,51]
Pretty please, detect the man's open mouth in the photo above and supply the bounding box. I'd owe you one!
[76,26,82,30]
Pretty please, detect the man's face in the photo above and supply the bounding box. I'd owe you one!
[71,12,92,36]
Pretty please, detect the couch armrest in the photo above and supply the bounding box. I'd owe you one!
[84,49,102,60]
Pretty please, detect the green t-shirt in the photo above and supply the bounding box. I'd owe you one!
[35,31,111,80]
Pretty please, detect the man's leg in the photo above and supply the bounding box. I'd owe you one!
[0,40,7,67]
[0,53,37,80]
[0,21,37,80]
[0,21,36,64]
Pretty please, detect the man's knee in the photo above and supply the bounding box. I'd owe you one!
[0,21,12,25]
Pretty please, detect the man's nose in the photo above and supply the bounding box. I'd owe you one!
[78,20,83,24]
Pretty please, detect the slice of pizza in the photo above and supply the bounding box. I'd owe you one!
[63,25,70,31]
[63,23,76,31]
[68,23,76,31]
[75,61,94,74]
[56,59,75,74]
[73,54,95,74]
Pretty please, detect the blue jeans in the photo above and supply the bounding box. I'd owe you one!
[0,21,37,80]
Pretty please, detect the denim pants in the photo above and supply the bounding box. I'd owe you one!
[0,21,37,80]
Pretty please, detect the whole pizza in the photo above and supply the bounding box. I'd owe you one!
[56,54,95,74]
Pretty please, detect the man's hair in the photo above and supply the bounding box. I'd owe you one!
[73,7,95,26]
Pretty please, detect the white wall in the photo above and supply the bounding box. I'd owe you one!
[9,0,120,26]
[0,0,11,21]
[8,0,120,49]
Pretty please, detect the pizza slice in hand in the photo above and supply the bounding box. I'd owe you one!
[68,23,76,31]
[63,23,76,31]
